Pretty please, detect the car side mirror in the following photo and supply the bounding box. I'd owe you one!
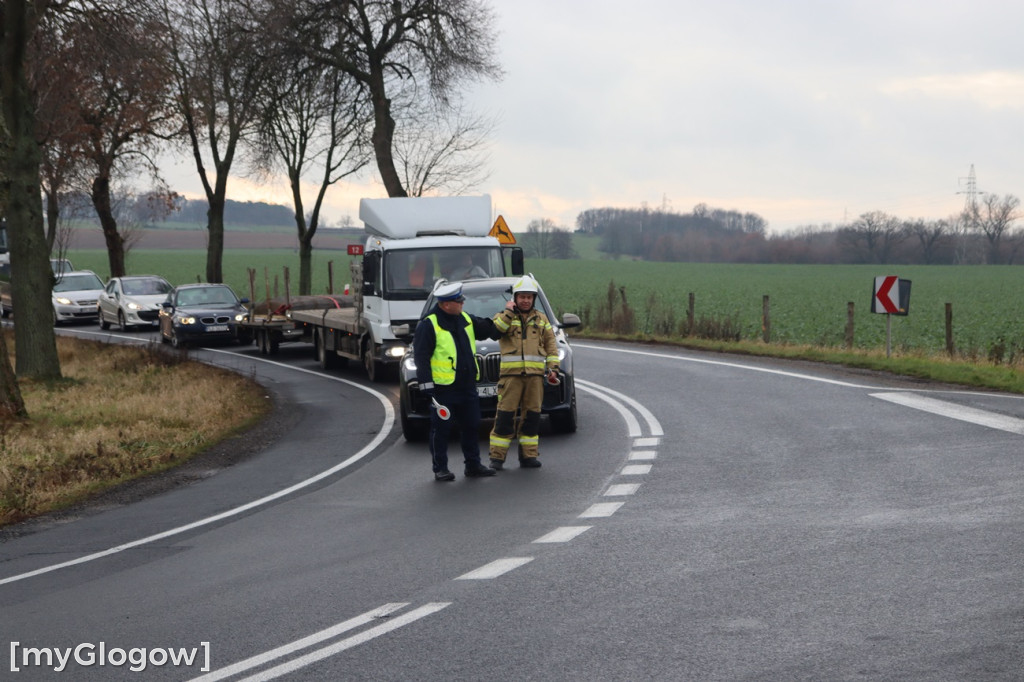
[560,313,581,329]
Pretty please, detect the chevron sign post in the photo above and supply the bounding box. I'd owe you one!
[871,276,912,357]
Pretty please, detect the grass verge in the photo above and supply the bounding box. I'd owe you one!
[0,333,270,526]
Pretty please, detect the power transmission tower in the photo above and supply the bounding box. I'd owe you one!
[958,164,981,212]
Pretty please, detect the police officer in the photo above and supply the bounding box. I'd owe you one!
[488,275,559,469]
[413,282,500,481]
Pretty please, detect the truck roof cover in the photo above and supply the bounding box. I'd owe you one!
[359,195,492,239]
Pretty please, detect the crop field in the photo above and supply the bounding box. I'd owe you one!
[66,247,1024,357]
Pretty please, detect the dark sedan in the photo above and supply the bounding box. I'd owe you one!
[158,283,250,348]
[398,276,581,441]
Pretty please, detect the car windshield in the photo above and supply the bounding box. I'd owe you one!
[53,273,103,292]
[426,282,554,321]
[123,278,172,296]
[176,286,238,307]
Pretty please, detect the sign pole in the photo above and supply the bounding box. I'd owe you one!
[886,313,892,358]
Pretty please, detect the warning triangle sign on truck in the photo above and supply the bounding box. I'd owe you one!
[489,215,516,244]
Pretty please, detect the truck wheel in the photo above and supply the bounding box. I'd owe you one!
[363,347,378,382]
[317,329,337,370]
[257,330,269,355]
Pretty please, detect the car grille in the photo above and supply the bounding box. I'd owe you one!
[75,299,98,306]
[138,310,159,321]
[200,315,232,324]
[477,352,501,382]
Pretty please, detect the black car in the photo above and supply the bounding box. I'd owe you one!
[398,277,581,441]
[159,283,250,348]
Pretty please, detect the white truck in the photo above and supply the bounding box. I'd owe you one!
[290,195,523,381]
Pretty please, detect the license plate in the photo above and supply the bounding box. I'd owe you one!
[477,385,498,398]
[206,325,229,332]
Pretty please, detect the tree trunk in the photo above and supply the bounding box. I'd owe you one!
[1,0,62,380]
[0,329,26,420]
[299,234,313,296]
[206,194,225,283]
[369,87,406,198]
[91,173,125,278]
[44,187,57,252]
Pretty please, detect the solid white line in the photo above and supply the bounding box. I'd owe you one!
[621,464,653,476]
[0,354,395,587]
[605,483,641,496]
[629,450,657,460]
[237,603,451,682]
[579,502,624,518]
[634,437,660,447]
[533,526,593,543]
[577,379,664,436]
[455,557,534,580]
[189,603,409,682]
[577,384,641,437]
[872,392,1024,435]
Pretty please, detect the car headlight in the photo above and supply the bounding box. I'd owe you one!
[54,296,72,305]
[127,301,143,311]
[175,314,196,325]
[234,313,246,322]
[403,356,417,371]
[558,348,567,361]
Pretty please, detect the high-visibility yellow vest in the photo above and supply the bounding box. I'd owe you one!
[427,312,478,384]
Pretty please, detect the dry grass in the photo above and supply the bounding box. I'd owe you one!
[0,333,270,526]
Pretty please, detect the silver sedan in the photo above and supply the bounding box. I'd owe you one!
[97,275,173,331]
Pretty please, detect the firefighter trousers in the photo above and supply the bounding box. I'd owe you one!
[489,374,544,461]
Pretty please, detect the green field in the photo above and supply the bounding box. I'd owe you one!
[66,246,1024,358]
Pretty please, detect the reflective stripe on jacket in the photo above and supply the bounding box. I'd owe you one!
[493,307,558,376]
[427,312,478,384]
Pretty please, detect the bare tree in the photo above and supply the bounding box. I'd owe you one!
[841,211,908,264]
[254,53,372,294]
[906,217,947,265]
[965,193,1020,264]
[152,0,270,283]
[286,0,503,197]
[393,100,494,197]
[1,0,61,380]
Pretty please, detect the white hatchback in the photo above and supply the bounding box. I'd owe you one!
[98,275,174,331]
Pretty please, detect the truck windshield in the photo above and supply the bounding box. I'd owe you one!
[384,248,503,299]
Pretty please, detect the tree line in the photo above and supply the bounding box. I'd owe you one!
[1,0,500,414]
[569,196,1023,265]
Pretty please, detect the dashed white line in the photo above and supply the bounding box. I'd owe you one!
[533,526,593,543]
[634,437,660,448]
[621,464,653,475]
[456,557,534,580]
[629,450,657,460]
[579,502,624,518]
[604,483,641,496]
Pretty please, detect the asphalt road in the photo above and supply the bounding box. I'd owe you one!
[1,329,1022,681]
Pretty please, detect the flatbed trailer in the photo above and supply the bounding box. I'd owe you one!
[238,294,350,356]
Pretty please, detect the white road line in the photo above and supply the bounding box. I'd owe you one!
[621,464,653,476]
[533,526,593,543]
[577,378,665,436]
[629,450,657,460]
[605,483,641,496]
[190,603,409,682]
[634,437,660,447]
[872,392,1024,435]
[577,383,641,437]
[579,502,624,518]
[236,603,451,682]
[0,355,395,587]
[456,557,534,580]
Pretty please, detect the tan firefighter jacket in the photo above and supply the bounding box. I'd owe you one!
[492,306,559,376]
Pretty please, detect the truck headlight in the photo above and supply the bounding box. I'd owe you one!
[385,345,406,358]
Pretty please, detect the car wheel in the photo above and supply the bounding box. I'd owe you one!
[170,328,184,349]
[99,309,110,330]
[118,310,131,332]
[550,390,578,433]
[400,392,430,442]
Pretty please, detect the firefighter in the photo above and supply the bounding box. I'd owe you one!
[413,282,500,481]
[489,275,559,469]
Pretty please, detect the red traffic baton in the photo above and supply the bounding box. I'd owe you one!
[431,397,451,420]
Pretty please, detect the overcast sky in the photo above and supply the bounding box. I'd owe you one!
[167,0,1024,235]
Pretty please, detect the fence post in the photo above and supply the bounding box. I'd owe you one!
[762,295,770,343]
[687,292,695,336]
[327,260,334,294]
[945,302,954,356]
[845,302,855,350]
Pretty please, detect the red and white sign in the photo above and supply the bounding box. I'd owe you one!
[347,244,364,256]
[873,275,900,314]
